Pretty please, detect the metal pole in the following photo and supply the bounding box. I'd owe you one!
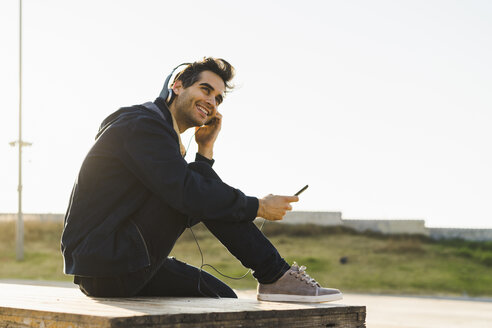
[16,0,24,261]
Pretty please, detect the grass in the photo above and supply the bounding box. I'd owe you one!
[0,221,70,282]
[1,221,491,296]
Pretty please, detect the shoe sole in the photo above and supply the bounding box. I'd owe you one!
[257,292,343,303]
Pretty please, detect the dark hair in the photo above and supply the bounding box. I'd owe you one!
[173,57,235,92]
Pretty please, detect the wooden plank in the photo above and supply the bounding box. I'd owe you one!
[0,283,366,327]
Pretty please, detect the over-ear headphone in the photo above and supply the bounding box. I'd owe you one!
[159,63,191,106]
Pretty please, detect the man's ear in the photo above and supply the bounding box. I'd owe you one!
[172,80,183,95]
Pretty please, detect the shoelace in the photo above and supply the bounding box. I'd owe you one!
[290,262,319,287]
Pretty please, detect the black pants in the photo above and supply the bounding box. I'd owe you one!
[77,257,237,298]
[75,196,290,298]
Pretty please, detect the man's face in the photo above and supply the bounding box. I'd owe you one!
[172,70,226,128]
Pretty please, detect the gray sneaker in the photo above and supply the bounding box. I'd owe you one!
[257,262,343,303]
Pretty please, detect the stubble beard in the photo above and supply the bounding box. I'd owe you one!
[175,93,203,129]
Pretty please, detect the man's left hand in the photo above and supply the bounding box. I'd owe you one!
[195,112,222,159]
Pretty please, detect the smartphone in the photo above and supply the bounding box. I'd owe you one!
[294,185,309,196]
[204,117,216,126]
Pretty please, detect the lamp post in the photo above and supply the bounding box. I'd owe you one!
[8,0,31,261]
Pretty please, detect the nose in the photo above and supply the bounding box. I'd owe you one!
[206,95,216,110]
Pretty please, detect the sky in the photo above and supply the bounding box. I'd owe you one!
[0,0,491,228]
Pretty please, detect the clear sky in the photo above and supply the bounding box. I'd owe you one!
[1,0,491,228]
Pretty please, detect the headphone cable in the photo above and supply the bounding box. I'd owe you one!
[185,128,268,296]
[188,219,267,298]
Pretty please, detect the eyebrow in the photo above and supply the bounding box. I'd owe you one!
[199,82,224,104]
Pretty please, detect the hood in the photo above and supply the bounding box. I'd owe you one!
[95,107,135,140]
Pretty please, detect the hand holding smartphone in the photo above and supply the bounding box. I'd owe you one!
[204,111,220,126]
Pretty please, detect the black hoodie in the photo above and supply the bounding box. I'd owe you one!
[61,98,258,277]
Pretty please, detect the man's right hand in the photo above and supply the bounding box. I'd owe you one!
[257,194,299,221]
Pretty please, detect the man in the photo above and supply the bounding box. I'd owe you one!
[61,57,342,302]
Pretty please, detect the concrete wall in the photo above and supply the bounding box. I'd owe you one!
[280,213,492,241]
[0,213,64,222]
[282,211,342,226]
[342,219,429,236]
[429,228,492,242]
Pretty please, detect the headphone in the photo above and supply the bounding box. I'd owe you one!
[159,63,191,106]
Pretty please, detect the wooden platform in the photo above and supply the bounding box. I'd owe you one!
[0,283,366,327]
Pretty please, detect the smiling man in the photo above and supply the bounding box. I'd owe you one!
[61,57,342,302]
